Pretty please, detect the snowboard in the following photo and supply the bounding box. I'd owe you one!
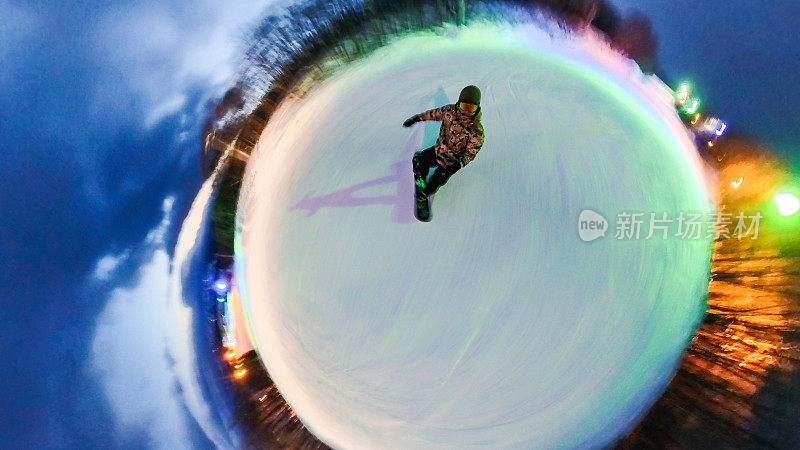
[415,189,431,222]
[414,172,431,222]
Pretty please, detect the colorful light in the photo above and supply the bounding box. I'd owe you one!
[213,278,230,295]
[715,121,727,137]
[683,98,700,115]
[677,83,690,104]
[775,193,800,216]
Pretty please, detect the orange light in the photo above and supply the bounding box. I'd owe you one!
[708,141,714,147]
[691,113,700,125]
[235,369,247,379]
[224,350,236,360]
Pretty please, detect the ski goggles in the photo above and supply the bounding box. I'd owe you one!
[458,101,479,115]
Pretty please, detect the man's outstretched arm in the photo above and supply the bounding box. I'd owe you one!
[403,105,446,127]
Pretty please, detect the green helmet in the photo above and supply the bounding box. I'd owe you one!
[458,85,481,106]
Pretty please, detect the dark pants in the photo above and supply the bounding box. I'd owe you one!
[412,146,460,197]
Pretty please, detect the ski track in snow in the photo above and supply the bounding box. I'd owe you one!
[235,21,714,449]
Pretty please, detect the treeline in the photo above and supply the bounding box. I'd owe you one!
[202,0,657,177]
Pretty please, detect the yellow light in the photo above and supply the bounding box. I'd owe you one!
[234,363,243,369]
[235,369,247,379]
[731,177,743,189]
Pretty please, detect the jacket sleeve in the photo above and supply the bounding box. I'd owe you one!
[460,127,485,167]
[417,105,447,122]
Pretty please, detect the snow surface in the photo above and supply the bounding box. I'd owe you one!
[235,21,713,449]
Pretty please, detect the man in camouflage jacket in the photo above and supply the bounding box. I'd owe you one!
[403,85,485,199]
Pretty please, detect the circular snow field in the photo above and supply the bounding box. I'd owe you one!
[235,22,713,449]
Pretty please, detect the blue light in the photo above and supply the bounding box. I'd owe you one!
[213,277,230,296]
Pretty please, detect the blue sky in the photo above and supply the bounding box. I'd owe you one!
[0,0,268,446]
[611,0,800,161]
[0,0,796,447]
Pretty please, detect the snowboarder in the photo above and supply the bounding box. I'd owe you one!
[403,85,485,221]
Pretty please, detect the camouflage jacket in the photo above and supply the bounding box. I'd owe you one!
[417,104,485,168]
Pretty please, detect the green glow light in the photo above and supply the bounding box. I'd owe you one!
[776,192,800,216]
[682,98,700,115]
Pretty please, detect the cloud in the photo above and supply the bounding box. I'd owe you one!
[0,1,37,81]
[89,179,231,447]
[88,195,218,447]
[144,95,187,130]
[92,0,274,128]
[90,246,191,447]
[0,1,37,52]
[145,196,175,245]
[92,251,131,281]
[89,195,189,445]
[91,196,173,281]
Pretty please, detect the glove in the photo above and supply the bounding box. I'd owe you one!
[403,115,420,127]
